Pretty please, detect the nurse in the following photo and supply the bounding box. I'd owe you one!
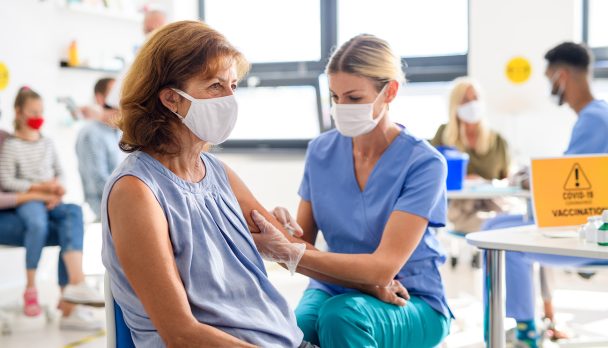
[493,42,608,348]
[252,34,452,348]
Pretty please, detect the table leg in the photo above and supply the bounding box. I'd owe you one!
[484,249,505,348]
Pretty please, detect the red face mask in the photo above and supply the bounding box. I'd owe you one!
[26,116,44,130]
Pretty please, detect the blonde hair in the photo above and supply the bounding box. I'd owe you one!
[443,77,495,155]
[119,20,249,155]
[326,34,405,91]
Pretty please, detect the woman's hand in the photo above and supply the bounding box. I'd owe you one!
[44,194,62,210]
[251,210,305,275]
[17,191,60,207]
[29,180,64,196]
[363,279,410,306]
[271,207,304,237]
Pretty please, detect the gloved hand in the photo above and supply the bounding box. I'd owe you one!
[251,210,306,275]
[271,207,304,237]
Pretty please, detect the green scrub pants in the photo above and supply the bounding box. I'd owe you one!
[295,289,450,348]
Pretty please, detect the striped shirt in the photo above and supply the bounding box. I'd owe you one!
[0,135,63,192]
[0,130,17,209]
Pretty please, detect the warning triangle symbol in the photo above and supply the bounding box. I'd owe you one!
[563,163,592,191]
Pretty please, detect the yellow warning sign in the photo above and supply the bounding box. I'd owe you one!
[531,155,608,228]
[563,163,592,190]
[505,57,532,84]
[0,62,9,91]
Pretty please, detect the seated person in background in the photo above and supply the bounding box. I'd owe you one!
[0,89,103,329]
[488,42,608,348]
[76,78,122,221]
[431,77,511,232]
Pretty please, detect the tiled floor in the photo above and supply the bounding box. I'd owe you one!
[1,231,607,348]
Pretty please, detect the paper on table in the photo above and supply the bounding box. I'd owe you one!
[539,226,580,238]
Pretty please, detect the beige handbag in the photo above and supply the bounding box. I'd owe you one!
[447,199,504,233]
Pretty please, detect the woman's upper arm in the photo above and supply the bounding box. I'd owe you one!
[297,199,318,245]
[108,176,197,341]
[222,161,316,248]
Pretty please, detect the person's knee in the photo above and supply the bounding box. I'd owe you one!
[19,202,49,236]
[296,311,319,344]
[317,295,370,335]
[54,203,84,222]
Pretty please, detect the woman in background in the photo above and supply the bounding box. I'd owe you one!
[431,77,510,233]
[0,87,103,329]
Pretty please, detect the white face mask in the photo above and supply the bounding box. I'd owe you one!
[171,88,238,145]
[456,100,484,124]
[330,85,388,137]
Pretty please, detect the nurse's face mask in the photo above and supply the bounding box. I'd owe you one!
[549,70,566,106]
[331,84,389,137]
[170,88,238,145]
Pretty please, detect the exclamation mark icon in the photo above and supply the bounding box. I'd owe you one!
[575,168,580,187]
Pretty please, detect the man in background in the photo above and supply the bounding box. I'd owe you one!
[75,78,121,221]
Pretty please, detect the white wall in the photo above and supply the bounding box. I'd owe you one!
[0,0,198,293]
[470,0,585,165]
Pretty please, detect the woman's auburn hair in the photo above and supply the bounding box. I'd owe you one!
[118,20,250,155]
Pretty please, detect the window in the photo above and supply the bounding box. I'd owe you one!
[583,0,608,78]
[389,83,450,140]
[230,85,320,140]
[337,0,468,58]
[200,0,468,148]
[203,0,321,63]
[587,0,608,48]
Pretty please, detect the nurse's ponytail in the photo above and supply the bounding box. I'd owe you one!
[326,34,405,91]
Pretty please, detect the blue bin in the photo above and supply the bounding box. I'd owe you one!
[436,146,469,191]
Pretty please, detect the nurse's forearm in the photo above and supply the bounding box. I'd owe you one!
[299,250,394,286]
[277,261,368,290]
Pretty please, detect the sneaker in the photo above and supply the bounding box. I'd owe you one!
[23,288,42,317]
[59,305,103,331]
[62,282,105,307]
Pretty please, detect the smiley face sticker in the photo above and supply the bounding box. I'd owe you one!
[0,62,9,91]
[505,57,532,84]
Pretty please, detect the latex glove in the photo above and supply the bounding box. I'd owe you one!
[272,207,304,237]
[251,210,306,275]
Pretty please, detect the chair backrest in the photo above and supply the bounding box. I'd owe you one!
[104,273,135,348]
[481,213,531,231]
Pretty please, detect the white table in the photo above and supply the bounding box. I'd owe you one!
[466,225,608,348]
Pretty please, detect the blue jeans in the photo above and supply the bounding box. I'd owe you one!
[296,289,450,348]
[0,202,84,286]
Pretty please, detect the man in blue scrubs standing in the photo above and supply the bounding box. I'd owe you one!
[505,42,608,348]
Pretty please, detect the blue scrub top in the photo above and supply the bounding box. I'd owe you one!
[298,127,453,318]
[565,99,608,155]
